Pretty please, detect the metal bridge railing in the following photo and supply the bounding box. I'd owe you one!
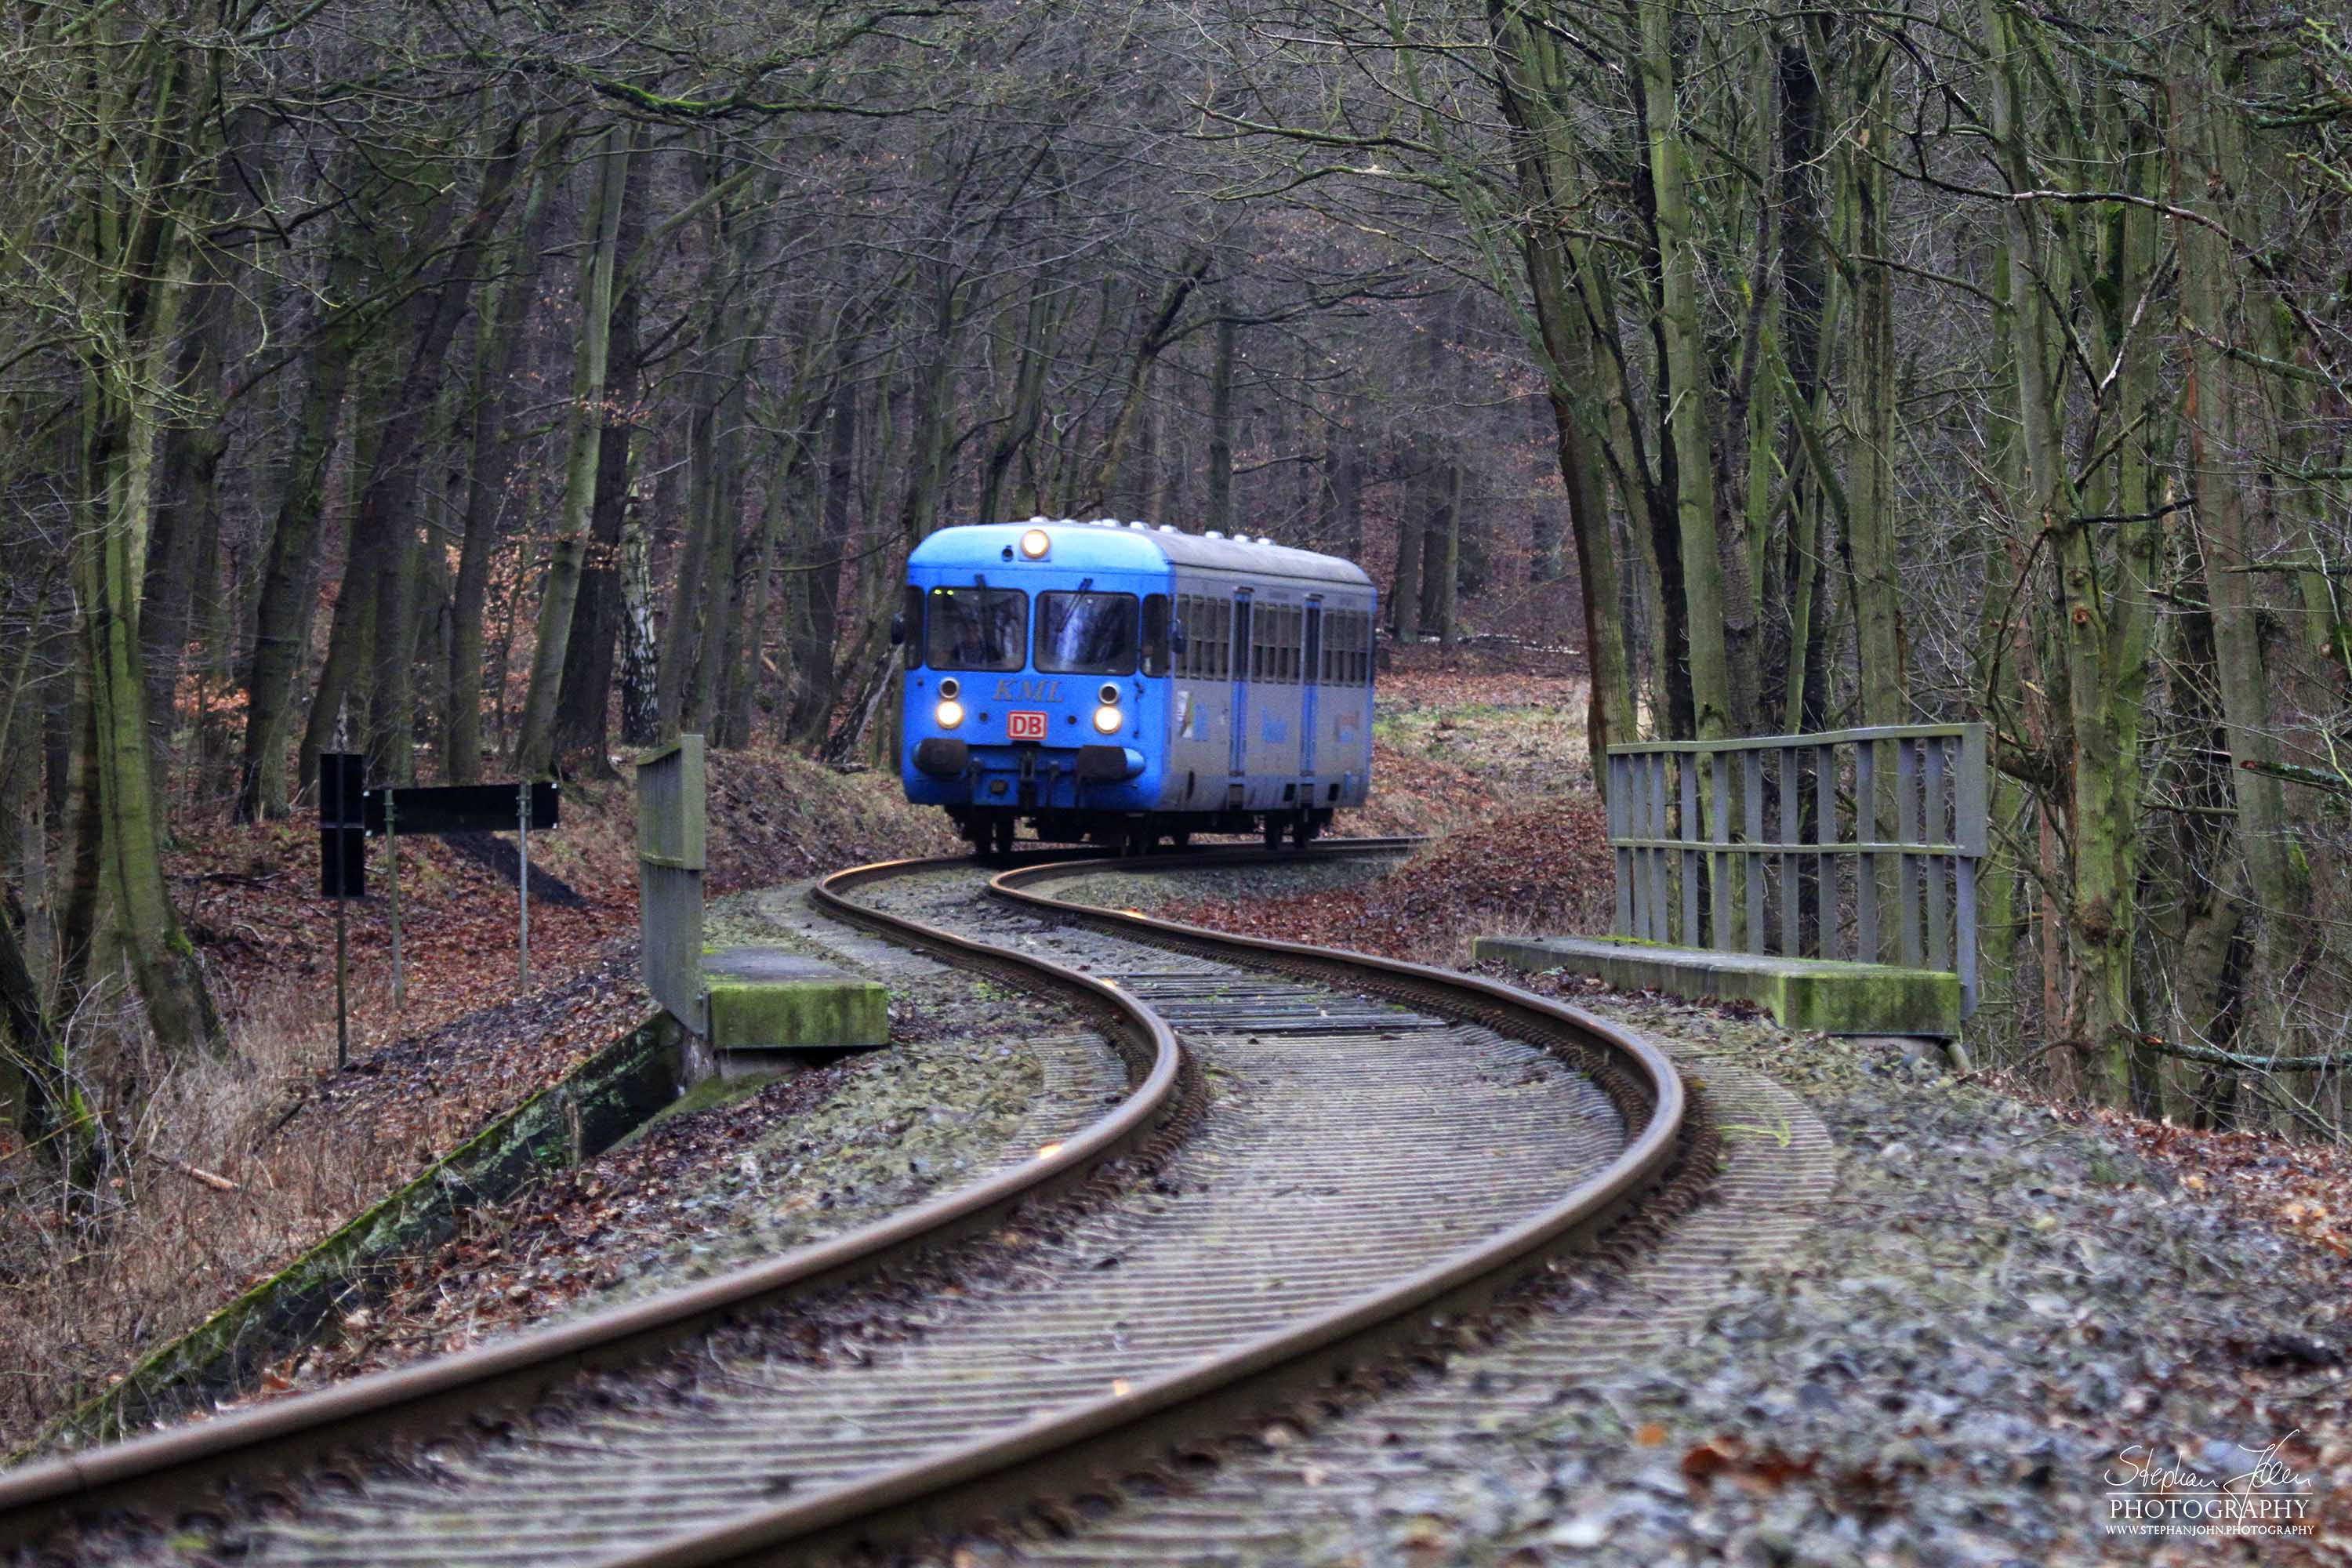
[1605,724,1988,1016]
[636,734,707,1035]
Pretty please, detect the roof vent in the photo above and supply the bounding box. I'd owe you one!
[1204,530,1224,540]
[1254,535,1274,546]
[1157,524,1176,532]
[1126,520,1148,529]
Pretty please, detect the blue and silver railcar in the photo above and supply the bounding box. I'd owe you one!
[897,519,1377,854]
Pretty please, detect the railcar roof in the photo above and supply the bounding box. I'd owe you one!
[910,519,1374,588]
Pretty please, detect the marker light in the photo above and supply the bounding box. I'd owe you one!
[935,699,965,728]
[938,677,960,699]
[1093,705,1123,735]
[1099,683,1120,704]
[1019,528,1051,559]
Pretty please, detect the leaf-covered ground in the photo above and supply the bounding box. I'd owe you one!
[1156,799,1613,964]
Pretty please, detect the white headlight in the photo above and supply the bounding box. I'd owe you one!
[935,699,965,728]
[1019,528,1051,559]
[1092,705,1123,735]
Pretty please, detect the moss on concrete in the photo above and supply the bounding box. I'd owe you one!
[706,979,886,1050]
[1475,934,1961,1037]
[699,946,888,1051]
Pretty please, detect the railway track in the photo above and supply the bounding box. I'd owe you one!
[0,840,1686,1567]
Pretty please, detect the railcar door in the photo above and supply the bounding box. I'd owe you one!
[1300,602,1322,786]
[1228,591,1252,793]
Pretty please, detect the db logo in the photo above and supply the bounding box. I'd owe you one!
[1007,710,1048,742]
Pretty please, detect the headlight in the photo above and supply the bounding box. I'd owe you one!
[935,699,965,728]
[1019,528,1051,559]
[1092,705,1123,735]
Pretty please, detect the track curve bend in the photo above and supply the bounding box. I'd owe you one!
[0,842,1683,1568]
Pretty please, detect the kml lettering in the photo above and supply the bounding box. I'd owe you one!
[991,677,1063,702]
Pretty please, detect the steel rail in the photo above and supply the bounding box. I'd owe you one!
[0,835,1683,1568]
[577,846,1686,1568]
[0,848,1217,1550]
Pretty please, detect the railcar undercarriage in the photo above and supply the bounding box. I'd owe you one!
[947,805,1330,856]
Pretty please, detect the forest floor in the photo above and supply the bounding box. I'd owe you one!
[14,643,2352,1562]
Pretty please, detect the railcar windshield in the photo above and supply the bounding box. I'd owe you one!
[1035,591,1138,675]
[924,586,1027,671]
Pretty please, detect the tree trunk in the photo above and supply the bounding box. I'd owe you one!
[617,483,662,750]
[516,127,632,777]
[976,278,1053,525]
[1087,251,1210,511]
[2170,31,2316,1065]
[448,147,561,783]
[553,136,651,775]
[237,247,363,820]
[1483,7,1636,768]
[140,268,232,812]
[1982,0,2159,1103]
[73,227,222,1054]
[786,374,855,747]
[1639,0,1733,742]
[1207,314,1236,536]
[1840,37,1905,731]
[1391,481,1425,641]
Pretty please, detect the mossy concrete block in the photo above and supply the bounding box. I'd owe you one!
[702,946,888,1051]
[1475,934,1962,1037]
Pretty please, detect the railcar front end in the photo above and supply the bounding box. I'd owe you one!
[898,519,1375,854]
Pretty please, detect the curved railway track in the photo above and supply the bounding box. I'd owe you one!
[0,840,1686,1567]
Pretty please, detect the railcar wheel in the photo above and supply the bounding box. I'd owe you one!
[1122,821,1150,858]
[1168,829,1191,851]
[992,816,1016,858]
[1262,815,1284,850]
[1291,814,1316,848]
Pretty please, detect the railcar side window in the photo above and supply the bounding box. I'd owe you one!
[924,586,1027,672]
[1036,591,1138,675]
[1142,594,1171,677]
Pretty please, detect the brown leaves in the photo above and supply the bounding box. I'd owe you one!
[1156,799,1614,965]
[1679,1435,1818,1493]
[2068,1101,2352,1265]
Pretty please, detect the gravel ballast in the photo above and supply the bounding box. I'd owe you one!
[1091,986,2350,1566]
